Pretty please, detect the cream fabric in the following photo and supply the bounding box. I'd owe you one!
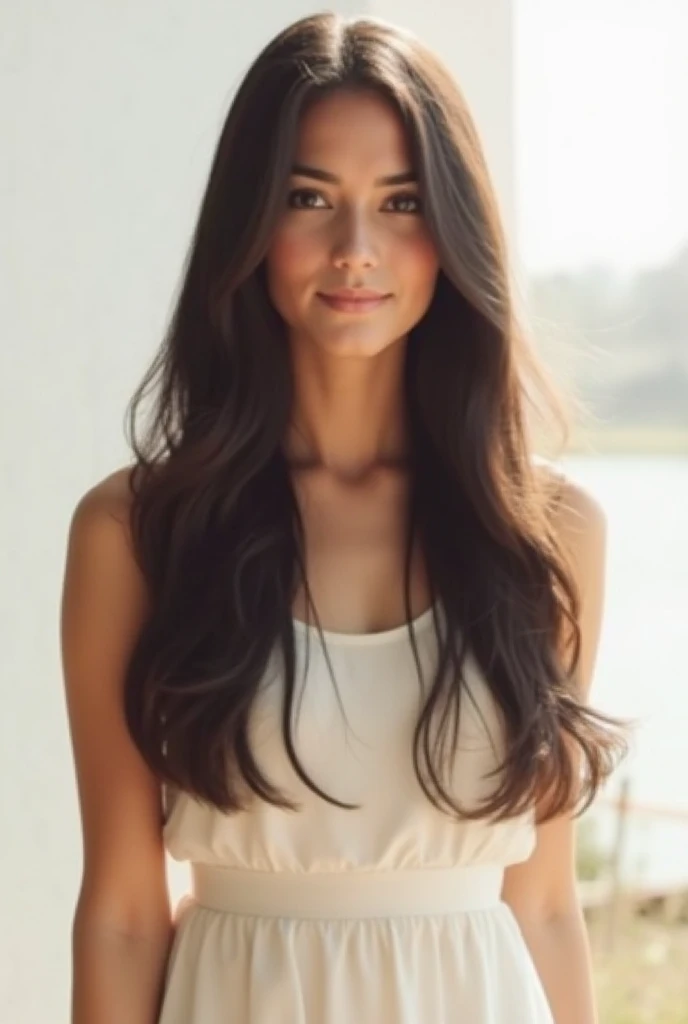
[158,604,554,1022]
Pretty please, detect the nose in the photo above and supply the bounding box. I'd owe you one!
[331,208,379,272]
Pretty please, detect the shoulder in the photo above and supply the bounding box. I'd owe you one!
[70,466,137,546]
[65,466,144,602]
[533,456,607,559]
[74,465,136,518]
[535,460,608,698]
[61,467,151,715]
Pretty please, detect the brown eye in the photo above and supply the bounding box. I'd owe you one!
[384,193,422,214]
[287,188,328,210]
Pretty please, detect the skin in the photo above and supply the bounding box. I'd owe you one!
[62,86,604,1023]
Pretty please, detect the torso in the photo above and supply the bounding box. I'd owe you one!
[288,464,433,635]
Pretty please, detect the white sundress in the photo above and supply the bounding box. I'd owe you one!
[157,601,554,1023]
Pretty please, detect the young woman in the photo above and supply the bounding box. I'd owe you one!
[61,12,630,1024]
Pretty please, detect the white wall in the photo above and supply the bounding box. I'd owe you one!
[1,3,515,1020]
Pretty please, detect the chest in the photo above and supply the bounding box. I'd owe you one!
[289,469,432,634]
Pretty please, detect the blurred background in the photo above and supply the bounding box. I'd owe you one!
[2,1,686,1021]
[518,3,688,1020]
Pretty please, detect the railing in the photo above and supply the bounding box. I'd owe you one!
[577,777,688,952]
[594,792,688,823]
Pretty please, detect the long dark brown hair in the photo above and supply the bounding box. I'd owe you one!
[123,12,630,826]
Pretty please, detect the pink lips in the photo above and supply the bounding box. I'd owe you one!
[317,288,391,314]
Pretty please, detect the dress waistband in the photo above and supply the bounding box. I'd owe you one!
[190,863,504,919]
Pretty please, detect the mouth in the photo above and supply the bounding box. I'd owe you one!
[317,289,391,314]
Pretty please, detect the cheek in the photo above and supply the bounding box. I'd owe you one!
[397,234,440,297]
[265,228,320,297]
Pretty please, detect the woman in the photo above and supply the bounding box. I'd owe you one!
[60,12,630,1024]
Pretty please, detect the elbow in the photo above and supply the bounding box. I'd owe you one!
[73,882,173,944]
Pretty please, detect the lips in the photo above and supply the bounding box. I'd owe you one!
[317,288,391,314]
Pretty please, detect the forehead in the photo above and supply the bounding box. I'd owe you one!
[294,88,413,173]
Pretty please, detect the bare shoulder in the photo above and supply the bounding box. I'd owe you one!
[71,465,137,535]
[535,458,607,559]
[538,463,608,701]
[558,474,607,571]
[67,465,143,587]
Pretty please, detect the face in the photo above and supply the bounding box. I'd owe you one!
[264,88,440,357]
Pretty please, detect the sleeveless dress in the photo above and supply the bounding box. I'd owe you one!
[157,601,554,1023]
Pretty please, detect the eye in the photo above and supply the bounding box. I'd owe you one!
[384,192,422,214]
[287,188,329,210]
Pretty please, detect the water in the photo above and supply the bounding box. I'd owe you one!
[561,455,688,887]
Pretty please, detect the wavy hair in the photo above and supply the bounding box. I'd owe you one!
[123,12,630,825]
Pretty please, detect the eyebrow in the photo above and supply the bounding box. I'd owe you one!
[291,163,417,187]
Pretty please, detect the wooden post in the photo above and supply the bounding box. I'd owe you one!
[604,775,631,955]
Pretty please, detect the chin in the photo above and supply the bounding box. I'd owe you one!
[318,331,404,357]
[296,317,406,353]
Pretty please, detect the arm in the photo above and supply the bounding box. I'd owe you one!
[61,470,173,1024]
[501,475,608,1024]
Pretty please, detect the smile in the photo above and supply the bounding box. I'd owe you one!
[317,293,391,314]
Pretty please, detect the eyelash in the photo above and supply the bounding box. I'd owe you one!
[287,188,422,214]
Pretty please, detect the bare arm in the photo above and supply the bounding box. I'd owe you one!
[70,924,173,1024]
[61,470,173,1024]
[501,475,609,1024]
